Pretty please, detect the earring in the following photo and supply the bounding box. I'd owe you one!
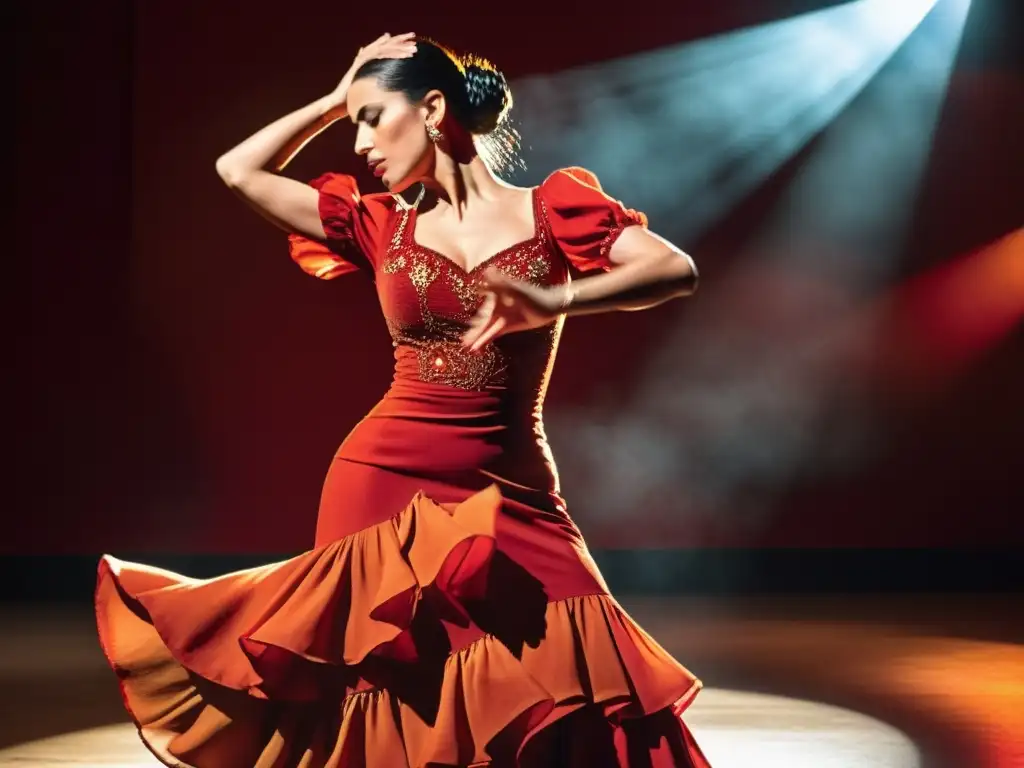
[426,124,443,144]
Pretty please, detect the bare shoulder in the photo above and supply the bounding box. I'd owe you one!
[493,183,537,217]
[495,182,535,197]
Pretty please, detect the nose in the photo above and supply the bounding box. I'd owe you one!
[354,124,373,157]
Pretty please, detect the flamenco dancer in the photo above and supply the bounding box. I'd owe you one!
[96,33,710,767]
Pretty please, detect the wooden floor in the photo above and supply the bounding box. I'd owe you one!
[1,594,1021,767]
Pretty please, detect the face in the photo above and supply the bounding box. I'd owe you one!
[346,77,435,193]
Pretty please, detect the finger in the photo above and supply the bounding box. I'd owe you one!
[381,40,417,56]
[464,308,487,331]
[462,316,487,348]
[369,32,402,49]
[374,33,416,51]
[461,301,495,347]
[470,317,507,352]
[461,310,491,347]
[381,37,416,48]
[473,292,497,316]
[461,326,484,349]
[461,328,479,349]
[360,34,389,56]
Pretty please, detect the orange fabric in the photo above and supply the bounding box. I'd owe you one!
[97,490,707,767]
[97,167,710,766]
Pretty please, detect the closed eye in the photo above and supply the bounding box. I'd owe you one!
[354,106,382,127]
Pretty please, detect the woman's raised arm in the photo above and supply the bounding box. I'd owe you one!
[214,33,415,239]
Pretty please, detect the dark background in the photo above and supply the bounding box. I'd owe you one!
[11,1,1023,597]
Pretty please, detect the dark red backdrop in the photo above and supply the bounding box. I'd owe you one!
[15,1,1022,554]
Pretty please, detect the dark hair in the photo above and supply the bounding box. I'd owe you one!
[352,39,522,174]
[353,39,512,135]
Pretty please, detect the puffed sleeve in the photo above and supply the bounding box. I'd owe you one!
[538,167,648,272]
[287,173,392,279]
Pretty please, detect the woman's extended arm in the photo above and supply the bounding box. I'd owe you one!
[557,226,698,316]
[462,227,697,351]
[214,33,415,239]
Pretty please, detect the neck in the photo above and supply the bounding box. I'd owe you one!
[423,145,502,216]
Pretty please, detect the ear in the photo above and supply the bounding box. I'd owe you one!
[420,89,447,128]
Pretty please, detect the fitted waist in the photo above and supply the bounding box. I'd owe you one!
[392,338,509,392]
[335,379,554,485]
[379,376,544,425]
[389,322,561,396]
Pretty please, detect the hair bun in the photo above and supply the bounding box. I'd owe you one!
[461,57,511,135]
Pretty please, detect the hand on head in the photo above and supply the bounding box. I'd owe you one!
[331,33,417,105]
[355,32,417,69]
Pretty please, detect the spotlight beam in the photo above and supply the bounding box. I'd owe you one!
[511,0,939,242]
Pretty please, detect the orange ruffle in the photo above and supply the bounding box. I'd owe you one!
[95,486,705,767]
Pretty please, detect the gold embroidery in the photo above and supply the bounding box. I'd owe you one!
[449,270,480,313]
[382,252,406,274]
[415,334,508,390]
[408,256,441,333]
[382,210,410,273]
[380,195,564,391]
[521,252,552,282]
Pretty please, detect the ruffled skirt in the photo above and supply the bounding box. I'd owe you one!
[95,487,710,767]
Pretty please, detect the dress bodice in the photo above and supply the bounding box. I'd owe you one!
[379,186,568,399]
[287,167,647,403]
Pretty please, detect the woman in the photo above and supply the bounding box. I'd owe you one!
[96,33,710,767]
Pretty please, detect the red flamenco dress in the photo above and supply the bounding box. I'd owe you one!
[95,167,712,767]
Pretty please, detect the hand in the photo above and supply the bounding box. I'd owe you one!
[329,33,417,106]
[461,268,571,352]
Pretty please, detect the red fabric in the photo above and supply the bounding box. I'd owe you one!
[287,172,395,279]
[539,166,649,272]
[96,167,710,767]
[287,166,648,279]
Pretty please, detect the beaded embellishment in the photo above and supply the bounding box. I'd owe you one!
[380,189,560,390]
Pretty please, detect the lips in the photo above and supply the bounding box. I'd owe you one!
[367,159,385,177]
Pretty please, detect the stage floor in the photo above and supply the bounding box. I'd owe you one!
[1,594,1021,767]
